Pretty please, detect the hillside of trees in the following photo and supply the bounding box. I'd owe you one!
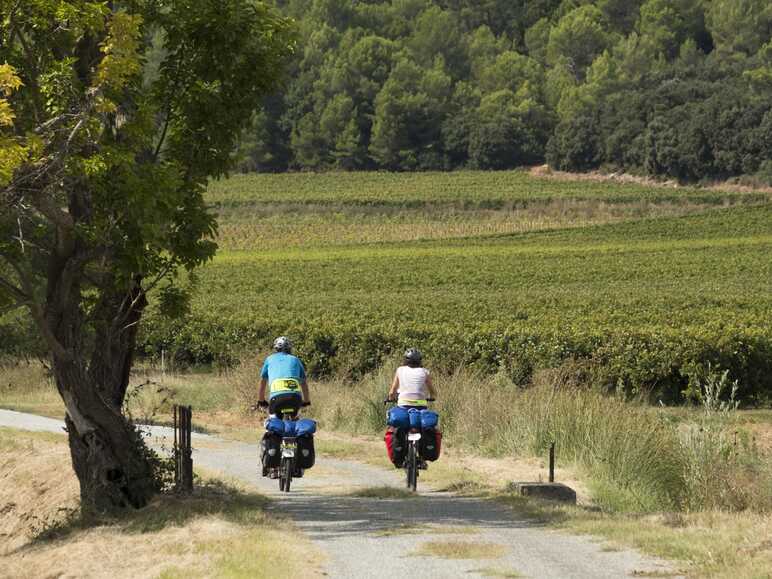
[237,0,772,182]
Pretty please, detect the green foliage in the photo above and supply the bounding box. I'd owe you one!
[136,173,772,404]
[235,0,769,181]
[1,0,294,317]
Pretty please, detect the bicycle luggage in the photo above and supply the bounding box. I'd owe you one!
[384,426,407,466]
[408,408,422,428]
[261,431,281,468]
[296,418,317,437]
[265,417,285,435]
[420,410,439,429]
[387,406,410,428]
[421,428,442,461]
[297,435,315,469]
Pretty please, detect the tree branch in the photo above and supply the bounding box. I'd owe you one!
[0,303,25,316]
[0,274,28,302]
[152,51,185,162]
[8,259,72,362]
[29,190,75,232]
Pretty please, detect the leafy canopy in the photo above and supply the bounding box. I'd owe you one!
[0,0,294,345]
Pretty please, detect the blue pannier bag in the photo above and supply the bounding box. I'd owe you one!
[420,410,439,429]
[265,417,284,435]
[408,408,422,428]
[296,418,317,437]
[387,406,410,428]
[282,420,297,437]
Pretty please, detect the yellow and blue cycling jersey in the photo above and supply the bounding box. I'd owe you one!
[261,352,306,399]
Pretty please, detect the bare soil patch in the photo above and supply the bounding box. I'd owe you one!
[529,164,772,195]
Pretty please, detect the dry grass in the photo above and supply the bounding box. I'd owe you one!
[372,523,479,537]
[411,539,507,560]
[469,568,524,578]
[567,510,772,579]
[309,364,772,514]
[214,200,742,250]
[0,359,63,417]
[0,428,78,555]
[0,428,323,579]
[3,361,771,578]
[346,486,416,499]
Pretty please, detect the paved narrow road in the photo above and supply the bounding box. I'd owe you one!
[1,409,681,578]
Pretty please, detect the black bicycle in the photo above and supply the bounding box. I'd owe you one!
[258,400,312,493]
[384,398,436,492]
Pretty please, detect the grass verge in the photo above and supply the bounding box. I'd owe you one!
[411,540,507,560]
[346,486,416,499]
[3,361,771,578]
[0,428,323,579]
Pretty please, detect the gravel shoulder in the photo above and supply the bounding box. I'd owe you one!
[0,409,681,579]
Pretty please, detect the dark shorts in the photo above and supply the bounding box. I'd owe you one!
[269,392,302,418]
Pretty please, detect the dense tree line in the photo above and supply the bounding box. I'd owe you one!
[237,0,771,182]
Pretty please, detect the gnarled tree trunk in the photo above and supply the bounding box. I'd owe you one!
[59,369,155,511]
[46,243,156,511]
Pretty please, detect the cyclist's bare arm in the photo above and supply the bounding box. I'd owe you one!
[388,373,399,400]
[426,374,436,399]
[258,377,268,402]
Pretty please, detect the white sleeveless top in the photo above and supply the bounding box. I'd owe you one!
[396,366,430,403]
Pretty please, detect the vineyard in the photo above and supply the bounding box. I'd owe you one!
[138,172,772,404]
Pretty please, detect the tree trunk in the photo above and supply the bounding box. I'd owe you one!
[46,265,155,512]
[56,359,156,512]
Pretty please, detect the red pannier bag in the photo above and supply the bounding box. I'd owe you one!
[422,428,442,461]
[384,426,407,466]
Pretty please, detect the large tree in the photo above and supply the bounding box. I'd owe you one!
[0,0,293,511]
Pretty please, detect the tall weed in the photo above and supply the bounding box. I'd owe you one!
[310,362,771,514]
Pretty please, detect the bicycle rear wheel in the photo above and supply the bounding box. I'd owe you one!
[280,457,293,492]
[406,444,418,492]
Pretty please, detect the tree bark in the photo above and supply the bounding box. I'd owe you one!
[42,225,156,511]
[56,358,156,512]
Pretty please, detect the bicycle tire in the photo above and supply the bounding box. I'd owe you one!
[280,457,293,492]
[407,443,418,492]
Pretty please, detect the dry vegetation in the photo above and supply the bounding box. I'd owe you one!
[0,428,322,579]
[215,199,738,250]
[2,360,771,578]
[411,539,507,560]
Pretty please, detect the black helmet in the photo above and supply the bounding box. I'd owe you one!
[404,347,422,365]
[273,336,292,353]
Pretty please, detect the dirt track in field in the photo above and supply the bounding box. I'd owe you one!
[0,409,682,579]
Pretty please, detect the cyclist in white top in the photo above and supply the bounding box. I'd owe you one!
[387,348,436,407]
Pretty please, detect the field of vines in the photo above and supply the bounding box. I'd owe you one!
[137,171,772,404]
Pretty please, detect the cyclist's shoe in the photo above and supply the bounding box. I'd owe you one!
[261,464,269,477]
[293,467,304,478]
[267,468,280,479]
[418,460,428,470]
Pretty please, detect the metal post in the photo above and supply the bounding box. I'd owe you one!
[173,404,194,493]
[183,405,193,492]
[173,405,179,488]
[549,442,555,483]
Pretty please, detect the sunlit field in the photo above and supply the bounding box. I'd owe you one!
[138,172,772,404]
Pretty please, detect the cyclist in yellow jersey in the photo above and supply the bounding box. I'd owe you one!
[258,336,311,418]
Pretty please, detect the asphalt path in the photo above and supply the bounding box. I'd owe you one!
[0,409,681,578]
